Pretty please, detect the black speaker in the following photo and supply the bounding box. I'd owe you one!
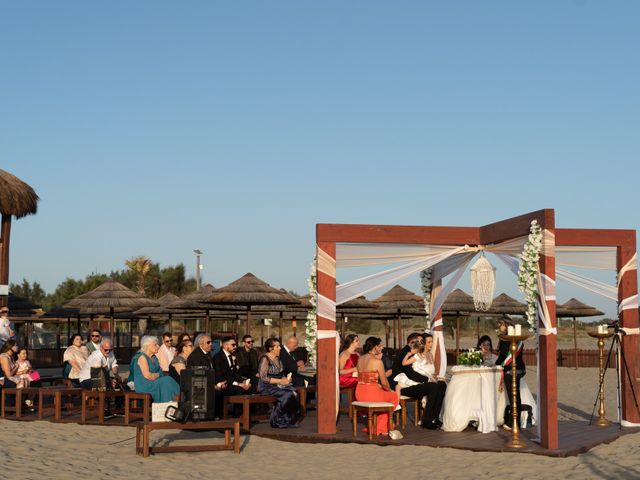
[180,367,217,420]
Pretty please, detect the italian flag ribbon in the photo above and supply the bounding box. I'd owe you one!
[499,341,523,390]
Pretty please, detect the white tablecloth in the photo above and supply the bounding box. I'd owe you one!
[441,366,537,433]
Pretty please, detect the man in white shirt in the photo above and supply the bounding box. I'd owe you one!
[78,338,119,389]
[157,332,176,373]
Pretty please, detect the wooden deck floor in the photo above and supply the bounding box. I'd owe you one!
[251,411,640,457]
[4,406,638,457]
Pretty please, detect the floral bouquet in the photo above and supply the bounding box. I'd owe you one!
[457,349,483,367]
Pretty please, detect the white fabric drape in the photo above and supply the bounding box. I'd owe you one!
[556,246,617,271]
[555,269,618,301]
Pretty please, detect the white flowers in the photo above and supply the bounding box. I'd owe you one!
[420,268,432,328]
[517,220,543,332]
[305,259,318,367]
[458,349,483,366]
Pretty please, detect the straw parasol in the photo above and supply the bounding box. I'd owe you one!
[63,279,158,337]
[167,284,244,333]
[372,285,424,349]
[0,169,39,308]
[557,298,604,369]
[198,273,300,338]
[441,289,477,355]
[488,293,527,316]
[336,295,378,338]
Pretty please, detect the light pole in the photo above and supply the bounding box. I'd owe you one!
[194,249,203,290]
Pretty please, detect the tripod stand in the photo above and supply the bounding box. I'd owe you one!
[589,323,640,429]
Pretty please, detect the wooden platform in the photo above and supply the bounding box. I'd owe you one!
[250,411,640,457]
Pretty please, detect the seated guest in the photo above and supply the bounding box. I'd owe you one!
[355,336,398,436]
[169,338,195,383]
[280,335,314,388]
[495,317,526,430]
[157,332,176,374]
[257,337,301,428]
[86,329,102,353]
[0,306,15,349]
[0,340,21,388]
[132,335,179,403]
[339,334,360,388]
[78,338,119,389]
[15,347,41,388]
[392,332,446,430]
[478,335,498,367]
[187,334,214,369]
[63,334,89,386]
[235,335,260,386]
[178,332,191,344]
[213,337,254,397]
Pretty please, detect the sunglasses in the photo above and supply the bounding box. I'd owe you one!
[205,341,212,345]
[245,340,254,344]
[103,348,112,352]
[91,334,101,338]
[164,340,172,343]
[230,344,237,347]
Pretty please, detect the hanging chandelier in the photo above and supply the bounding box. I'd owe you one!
[470,252,496,311]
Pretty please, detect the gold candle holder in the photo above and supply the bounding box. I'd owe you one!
[499,333,531,449]
[587,330,613,427]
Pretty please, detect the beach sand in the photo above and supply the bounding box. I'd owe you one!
[2,367,639,480]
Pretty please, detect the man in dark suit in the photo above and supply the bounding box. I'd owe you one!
[187,333,215,369]
[280,335,315,388]
[392,332,446,430]
[213,337,254,399]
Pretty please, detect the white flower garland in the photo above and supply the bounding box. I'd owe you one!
[305,258,318,367]
[420,268,432,330]
[517,220,543,332]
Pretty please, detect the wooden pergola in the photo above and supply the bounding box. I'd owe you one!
[315,209,638,450]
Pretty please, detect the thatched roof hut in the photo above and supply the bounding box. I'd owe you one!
[442,289,475,314]
[557,298,604,318]
[0,169,39,219]
[488,293,527,316]
[372,285,424,348]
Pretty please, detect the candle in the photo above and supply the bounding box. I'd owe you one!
[515,324,522,336]
[507,325,515,336]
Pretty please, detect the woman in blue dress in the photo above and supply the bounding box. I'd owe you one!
[257,337,301,428]
[133,335,179,403]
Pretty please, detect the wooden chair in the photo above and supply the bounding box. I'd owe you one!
[350,401,395,440]
[124,392,152,425]
[398,395,421,430]
[339,386,355,418]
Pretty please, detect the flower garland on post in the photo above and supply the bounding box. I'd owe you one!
[305,258,318,367]
[420,268,432,330]
[517,220,543,332]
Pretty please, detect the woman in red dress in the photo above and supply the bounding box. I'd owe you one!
[339,334,360,388]
[355,336,399,436]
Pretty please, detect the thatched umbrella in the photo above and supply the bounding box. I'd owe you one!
[336,295,378,338]
[441,288,476,355]
[0,169,39,307]
[63,279,158,339]
[167,284,243,334]
[557,298,604,369]
[372,285,424,349]
[488,293,527,316]
[198,273,300,338]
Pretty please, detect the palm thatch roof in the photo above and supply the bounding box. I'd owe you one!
[8,293,41,314]
[442,289,476,314]
[372,285,424,314]
[167,284,243,312]
[488,293,527,315]
[199,273,300,307]
[557,298,604,318]
[0,169,39,218]
[133,293,183,316]
[63,279,158,314]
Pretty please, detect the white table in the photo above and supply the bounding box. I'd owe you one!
[441,366,537,433]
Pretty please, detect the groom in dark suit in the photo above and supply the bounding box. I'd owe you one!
[392,332,446,429]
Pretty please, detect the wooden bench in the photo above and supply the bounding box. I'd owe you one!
[223,394,277,430]
[135,419,241,457]
[81,390,126,424]
[398,395,421,430]
[38,386,84,421]
[124,392,152,425]
[1,387,40,418]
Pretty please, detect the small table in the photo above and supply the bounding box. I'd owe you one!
[38,387,84,421]
[441,366,537,433]
[135,420,241,457]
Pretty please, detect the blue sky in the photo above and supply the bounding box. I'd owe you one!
[1,1,638,319]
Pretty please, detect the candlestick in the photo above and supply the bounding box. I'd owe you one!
[588,330,611,427]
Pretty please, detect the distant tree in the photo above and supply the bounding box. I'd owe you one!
[9,278,47,306]
[125,256,153,296]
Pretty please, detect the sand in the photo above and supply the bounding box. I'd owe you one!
[2,367,639,480]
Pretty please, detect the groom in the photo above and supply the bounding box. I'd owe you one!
[392,332,447,430]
